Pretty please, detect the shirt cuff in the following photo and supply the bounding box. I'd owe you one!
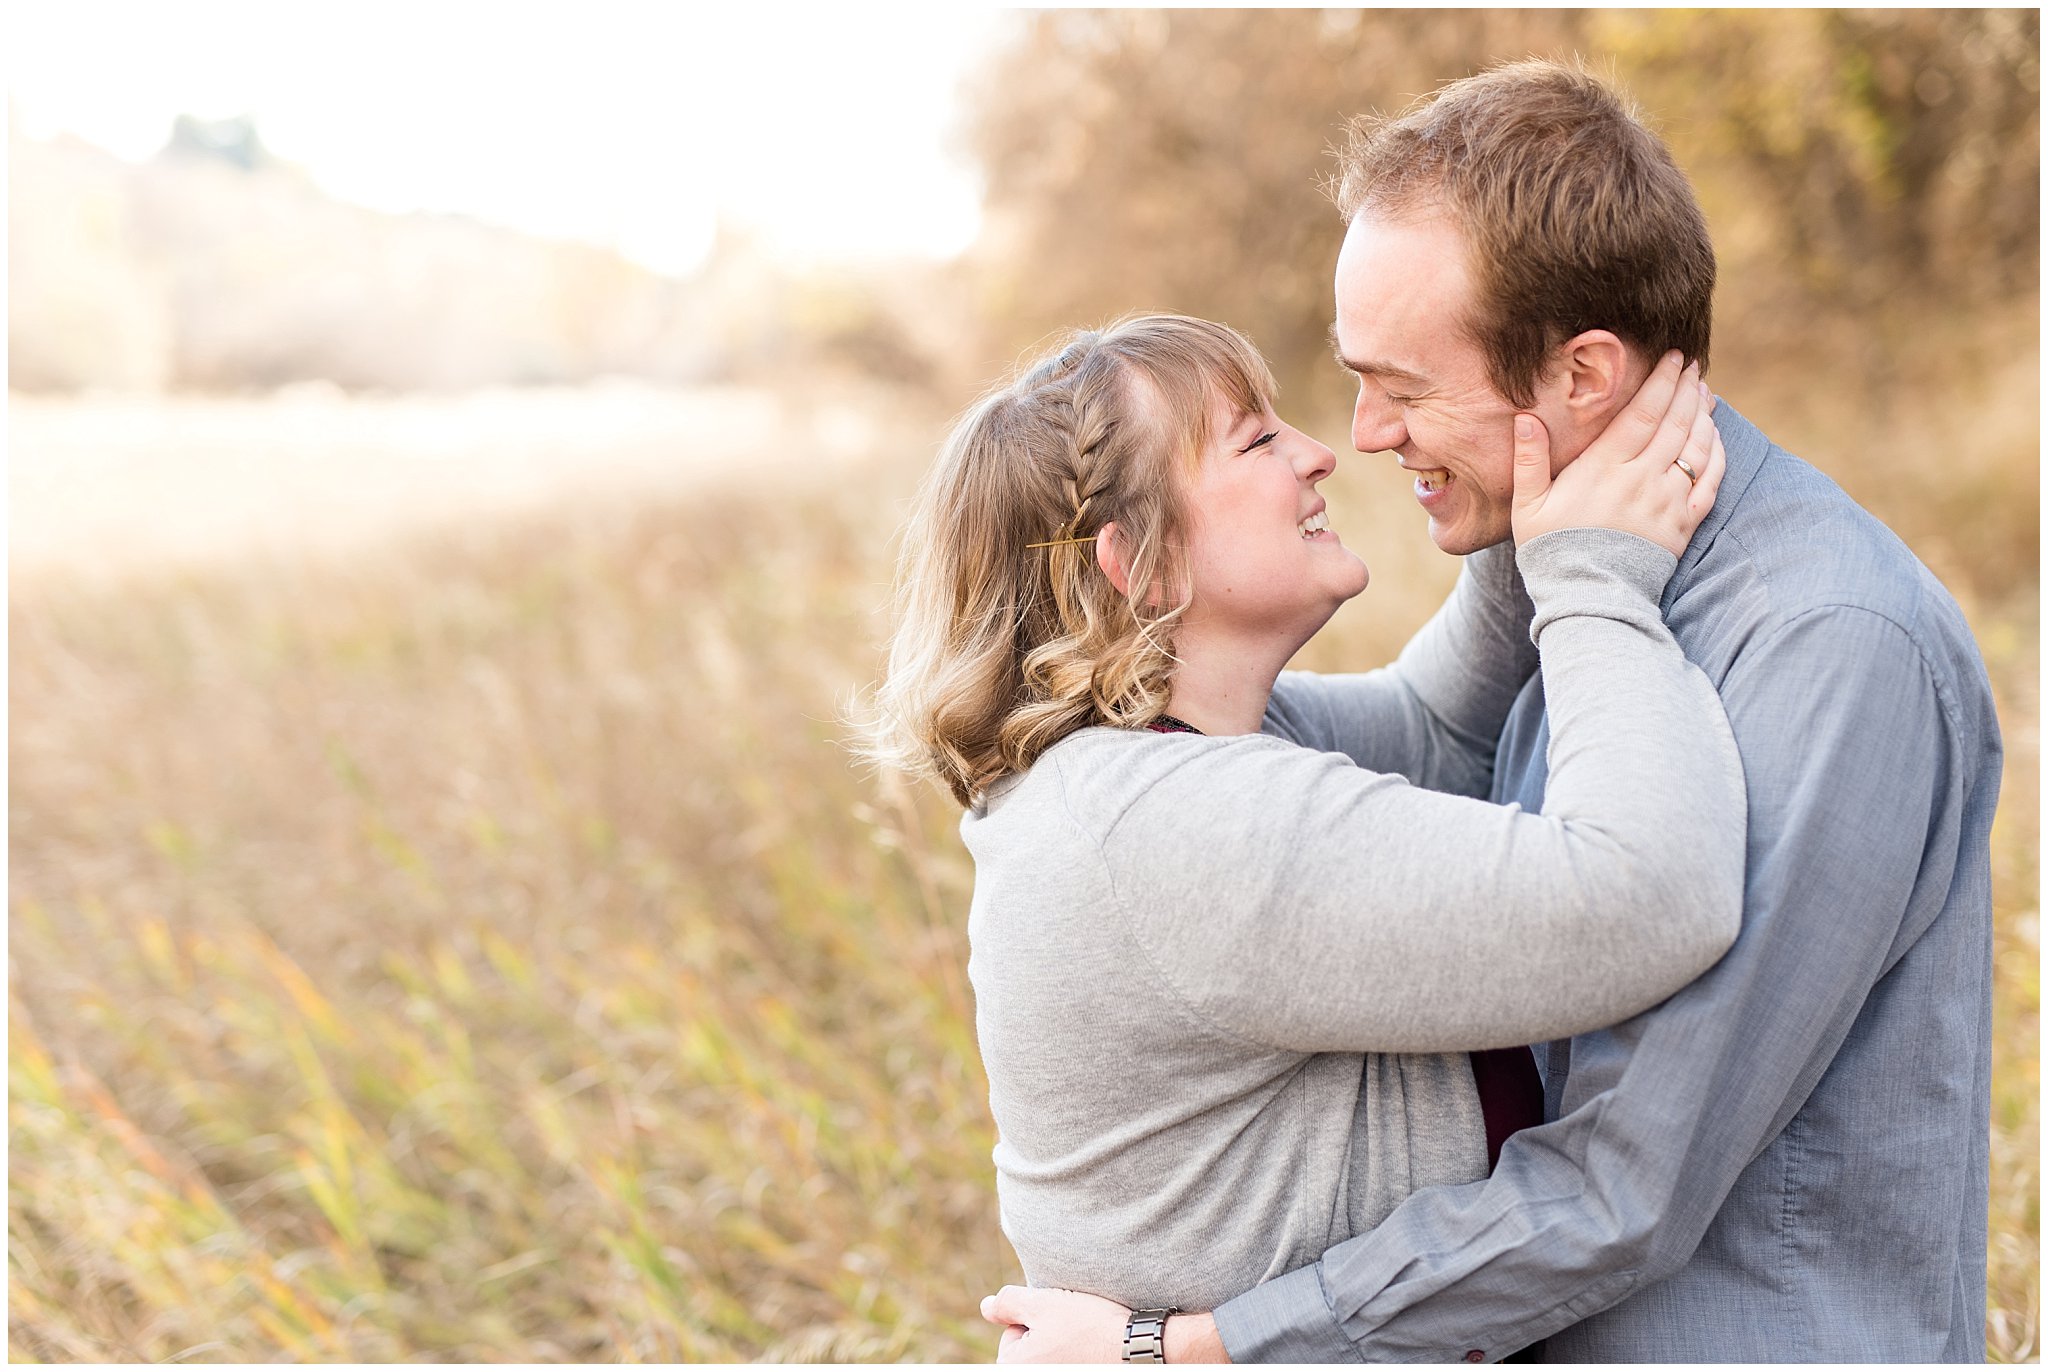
[1211,1263,1363,1364]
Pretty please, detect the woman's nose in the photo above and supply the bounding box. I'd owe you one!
[1297,435,1338,484]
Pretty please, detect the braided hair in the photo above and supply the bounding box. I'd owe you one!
[862,314,1275,806]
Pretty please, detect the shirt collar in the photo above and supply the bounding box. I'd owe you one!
[1670,399,1774,596]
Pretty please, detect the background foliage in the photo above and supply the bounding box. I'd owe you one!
[967,10,2040,387]
[9,8,2038,1362]
[962,8,2040,593]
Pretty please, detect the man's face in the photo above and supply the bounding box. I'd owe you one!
[1332,211,1523,555]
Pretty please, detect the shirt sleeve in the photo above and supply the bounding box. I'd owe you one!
[1263,540,1537,799]
[1102,528,1746,1054]
[1212,604,1954,1361]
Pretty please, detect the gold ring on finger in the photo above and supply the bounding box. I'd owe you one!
[1672,455,1699,484]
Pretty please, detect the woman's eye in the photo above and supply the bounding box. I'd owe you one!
[1244,431,1279,452]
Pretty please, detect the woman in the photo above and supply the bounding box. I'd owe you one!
[864,316,1740,1336]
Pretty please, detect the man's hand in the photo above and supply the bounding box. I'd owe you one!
[980,1286,1228,1363]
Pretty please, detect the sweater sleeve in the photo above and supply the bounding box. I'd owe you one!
[1263,541,1537,799]
[1100,527,1746,1054]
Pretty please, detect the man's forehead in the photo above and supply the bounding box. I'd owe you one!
[1332,213,1475,376]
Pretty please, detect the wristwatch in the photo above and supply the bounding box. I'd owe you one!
[1122,1308,1178,1363]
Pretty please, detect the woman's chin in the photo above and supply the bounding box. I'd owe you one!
[1336,553,1371,600]
[1306,559,1370,621]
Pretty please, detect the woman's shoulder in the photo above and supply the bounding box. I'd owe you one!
[1048,722,1293,777]
[999,726,1361,843]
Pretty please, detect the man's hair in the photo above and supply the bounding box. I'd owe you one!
[1334,58,1715,408]
[862,314,1274,807]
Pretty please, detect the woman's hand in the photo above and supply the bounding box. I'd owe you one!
[981,1287,1129,1362]
[1511,349,1727,557]
[978,1286,1228,1363]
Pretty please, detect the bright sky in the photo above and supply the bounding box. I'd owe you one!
[8,2,1008,276]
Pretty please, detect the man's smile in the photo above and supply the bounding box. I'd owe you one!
[1399,462,1454,502]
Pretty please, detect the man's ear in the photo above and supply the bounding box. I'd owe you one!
[1093,522,1132,597]
[1553,330,1633,417]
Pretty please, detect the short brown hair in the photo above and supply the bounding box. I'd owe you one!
[863,315,1275,807]
[1334,58,1715,407]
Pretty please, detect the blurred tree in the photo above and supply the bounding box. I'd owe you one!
[7,132,174,391]
[963,9,1587,407]
[1597,9,2040,343]
[163,113,276,172]
[962,8,2039,404]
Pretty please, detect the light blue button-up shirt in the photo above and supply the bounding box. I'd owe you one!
[1214,404,2003,1362]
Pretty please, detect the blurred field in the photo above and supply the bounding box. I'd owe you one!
[9,385,1010,1360]
[7,384,885,582]
[7,376,2037,1361]
[8,9,2038,1363]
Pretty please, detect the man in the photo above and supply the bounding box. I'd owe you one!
[983,59,2000,1362]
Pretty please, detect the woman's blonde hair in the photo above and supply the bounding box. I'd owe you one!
[865,314,1275,807]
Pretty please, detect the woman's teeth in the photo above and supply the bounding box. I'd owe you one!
[1297,511,1330,538]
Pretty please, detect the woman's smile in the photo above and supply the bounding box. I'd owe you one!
[1182,400,1369,638]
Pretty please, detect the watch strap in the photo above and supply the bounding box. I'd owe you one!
[1122,1307,1177,1363]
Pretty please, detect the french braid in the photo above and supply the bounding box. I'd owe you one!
[860,313,1276,806]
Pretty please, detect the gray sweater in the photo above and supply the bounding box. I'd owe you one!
[959,529,1747,1312]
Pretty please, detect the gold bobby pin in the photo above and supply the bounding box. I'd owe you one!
[1025,534,1097,549]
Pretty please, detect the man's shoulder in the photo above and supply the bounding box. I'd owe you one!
[1685,427,1977,657]
[1715,442,1928,612]
[1675,419,1994,735]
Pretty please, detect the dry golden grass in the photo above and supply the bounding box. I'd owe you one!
[8,382,2038,1361]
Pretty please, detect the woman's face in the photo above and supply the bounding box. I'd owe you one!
[1180,393,1369,645]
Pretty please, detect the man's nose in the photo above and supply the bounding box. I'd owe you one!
[1351,388,1407,455]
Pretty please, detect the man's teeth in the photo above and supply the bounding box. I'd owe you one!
[1297,510,1330,538]
[1415,470,1451,493]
